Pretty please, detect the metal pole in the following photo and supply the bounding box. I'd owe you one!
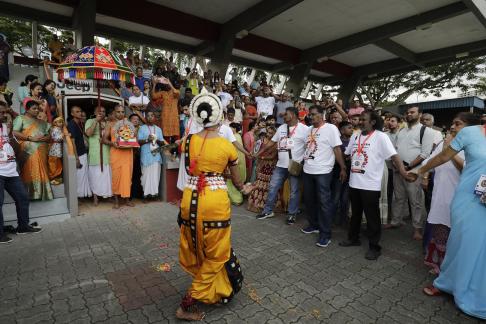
[139,45,145,61]
[32,21,38,59]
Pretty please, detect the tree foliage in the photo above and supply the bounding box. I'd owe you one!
[356,57,485,107]
[0,17,72,58]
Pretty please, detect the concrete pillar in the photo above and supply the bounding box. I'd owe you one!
[208,34,234,77]
[139,45,145,60]
[285,63,311,99]
[315,83,324,100]
[247,68,256,84]
[32,21,38,59]
[301,81,312,99]
[339,75,362,109]
[73,0,96,48]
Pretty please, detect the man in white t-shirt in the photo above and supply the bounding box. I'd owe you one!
[128,85,149,119]
[216,85,233,111]
[255,106,308,224]
[339,111,409,260]
[0,103,41,244]
[300,105,346,248]
[255,86,276,119]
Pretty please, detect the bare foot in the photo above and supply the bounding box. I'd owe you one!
[383,223,401,230]
[125,200,135,207]
[113,203,120,209]
[93,195,99,207]
[413,229,423,241]
[423,285,441,296]
[175,306,205,321]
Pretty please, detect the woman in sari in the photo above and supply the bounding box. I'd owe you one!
[423,113,470,274]
[247,126,283,213]
[12,100,53,200]
[22,82,49,122]
[226,123,246,205]
[242,121,256,182]
[410,117,486,319]
[177,88,244,321]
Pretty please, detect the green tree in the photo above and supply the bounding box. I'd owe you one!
[473,76,486,95]
[0,17,73,58]
[355,57,485,107]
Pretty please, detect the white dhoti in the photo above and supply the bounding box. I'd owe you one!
[77,154,92,197]
[88,164,112,198]
[141,163,161,196]
[176,157,187,191]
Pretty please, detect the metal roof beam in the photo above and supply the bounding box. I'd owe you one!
[462,0,486,29]
[95,25,195,54]
[230,56,274,71]
[271,62,294,73]
[300,2,468,62]
[197,0,304,56]
[0,1,71,28]
[374,39,422,67]
[194,41,214,56]
[223,0,304,36]
[356,39,486,77]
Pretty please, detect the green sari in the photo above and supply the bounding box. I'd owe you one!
[13,115,53,200]
[227,133,247,205]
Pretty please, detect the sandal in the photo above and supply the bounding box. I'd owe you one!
[423,285,441,296]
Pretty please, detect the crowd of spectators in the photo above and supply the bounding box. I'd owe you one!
[0,45,485,320]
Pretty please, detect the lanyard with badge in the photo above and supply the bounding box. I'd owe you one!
[285,124,299,150]
[475,125,486,205]
[351,131,374,173]
[304,124,323,160]
[0,124,12,163]
[309,124,323,143]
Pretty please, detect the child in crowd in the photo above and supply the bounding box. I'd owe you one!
[48,117,64,185]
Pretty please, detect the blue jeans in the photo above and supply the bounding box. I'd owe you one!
[0,176,30,237]
[262,167,300,215]
[303,172,333,240]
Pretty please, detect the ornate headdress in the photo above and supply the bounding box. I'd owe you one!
[189,87,223,127]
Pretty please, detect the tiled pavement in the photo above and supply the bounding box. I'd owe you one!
[0,200,483,324]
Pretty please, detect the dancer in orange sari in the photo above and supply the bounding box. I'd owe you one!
[12,100,53,200]
[177,88,244,321]
[103,105,134,209]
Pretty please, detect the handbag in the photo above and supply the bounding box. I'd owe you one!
[287,124,303,176]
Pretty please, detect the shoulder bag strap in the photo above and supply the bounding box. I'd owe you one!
[287,124,293,160]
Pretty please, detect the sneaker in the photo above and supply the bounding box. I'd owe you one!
[316,238,331,248]
[338,240,362,247]
[0,235,13,244]
[301,226,319,234]
[256,212,274,220]
[17,226,43,235]
[286,214,296,225]
[365,249,381,260]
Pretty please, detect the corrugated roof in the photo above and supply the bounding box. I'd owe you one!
[400,96,485,111]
